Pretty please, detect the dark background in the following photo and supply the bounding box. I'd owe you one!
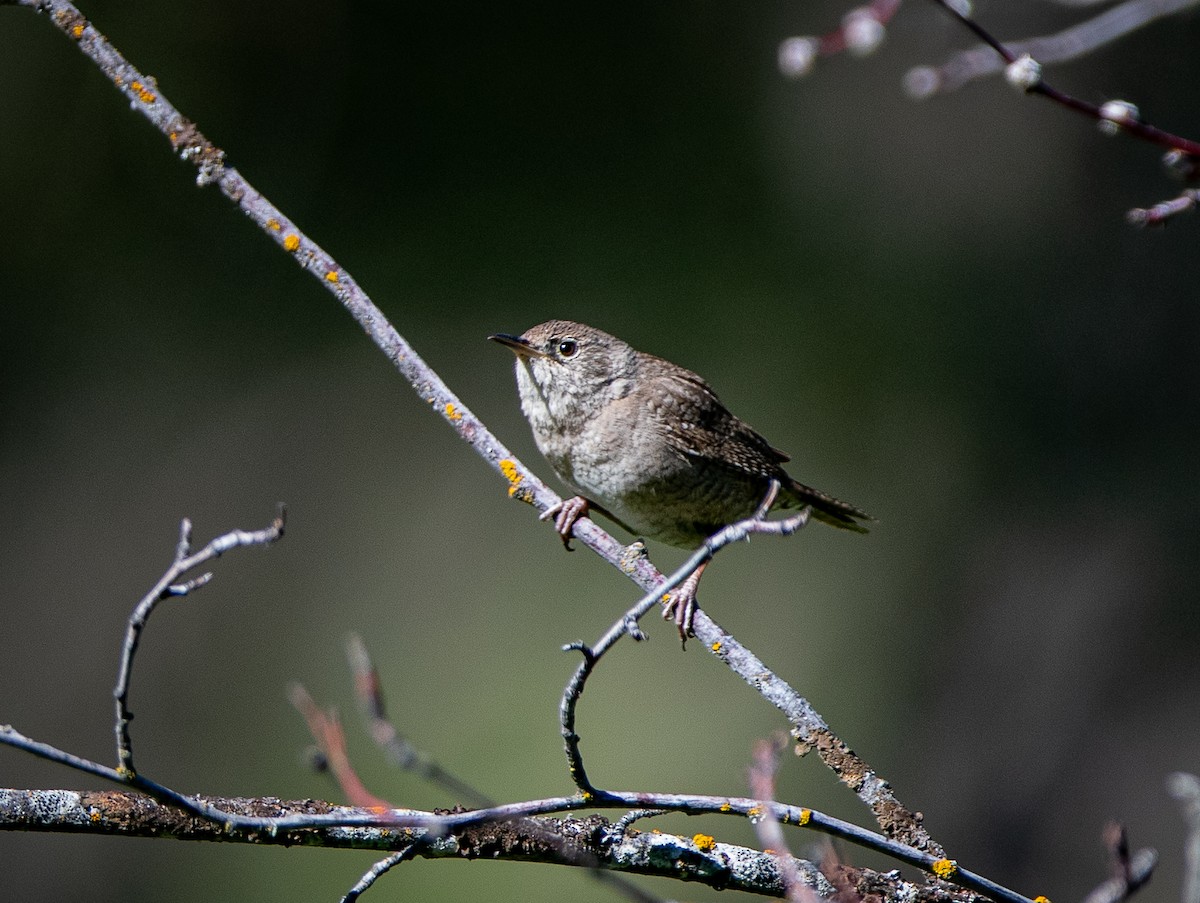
[2,2,1198,901]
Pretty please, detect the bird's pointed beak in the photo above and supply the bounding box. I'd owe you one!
[488,333,549,358]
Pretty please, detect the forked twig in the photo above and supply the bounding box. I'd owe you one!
[114,507,285,775]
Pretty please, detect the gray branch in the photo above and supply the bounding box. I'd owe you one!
[0,788,990,903]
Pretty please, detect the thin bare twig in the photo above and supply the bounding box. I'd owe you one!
[750,734,822,903]
[113,508,285,776]
[902,0,1195,96]
[560,490,811,796]
[1080,823,1157,903]
[917,0,1200,222]
[1167,773,1200,903]
[288,684,393,811]
[778,0,904,77]
[335,637,669,903]
[906,0,1199,96]
[345,634,492,808]
[341,845,420,903]
[1127,190,1199,227]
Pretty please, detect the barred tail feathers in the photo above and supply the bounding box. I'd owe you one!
[786,479,872,534]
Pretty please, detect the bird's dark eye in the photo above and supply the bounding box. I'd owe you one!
[557,338,579,358]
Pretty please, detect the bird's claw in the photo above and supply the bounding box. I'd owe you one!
[540,496,591,551]
[661,563,708,646]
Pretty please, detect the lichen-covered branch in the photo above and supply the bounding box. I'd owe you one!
[0,788,998,903]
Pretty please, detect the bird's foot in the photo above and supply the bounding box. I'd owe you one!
[540,496,591,551]
[661,562,709,646]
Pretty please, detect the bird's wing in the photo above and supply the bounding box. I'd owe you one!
[648,365,789,480]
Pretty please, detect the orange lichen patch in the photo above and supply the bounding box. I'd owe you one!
[1034,896,1052,903]
[931,859,958,879]
[324,270,339,283]
[129,80,156,103]
[89,809,101,823]
[499,459,523,487]
[509,485,535,504]
[71,23,85,39]
[693,834,716,852]
[445,403,463,422]
[283,234,300,252]
[266,218,282,231]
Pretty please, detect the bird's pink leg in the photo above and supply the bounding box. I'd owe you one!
[661,560,710,642]
[540,496,592,550]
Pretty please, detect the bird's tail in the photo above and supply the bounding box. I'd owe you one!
[785,479,873,534]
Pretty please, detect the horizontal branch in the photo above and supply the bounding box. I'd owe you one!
[0,788,992,903]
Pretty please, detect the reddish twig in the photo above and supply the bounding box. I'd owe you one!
[1080,823,1157,903]
[288,684,393,811]
[921,0,1200,222]
[749,733,823,903]
[779,0,904,77]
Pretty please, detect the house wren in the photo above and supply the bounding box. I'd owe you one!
[489,320,870,636]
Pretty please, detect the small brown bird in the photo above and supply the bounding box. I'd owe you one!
[489,320,870,636]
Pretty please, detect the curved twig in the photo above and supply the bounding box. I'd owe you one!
[114,508,285,775]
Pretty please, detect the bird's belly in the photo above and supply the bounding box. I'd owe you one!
[571,452,767,548]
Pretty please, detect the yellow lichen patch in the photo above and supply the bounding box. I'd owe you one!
[283,234,300,252]
[499,459,523,487]
[580,790,594,803]
[324,270,339,283]
[931,859,958,879]
[445,403,463,422]
[71,23,85,39]
[1034,896,1052,903]
[747,805,763,820]
[798,808,812,825]
[508,485,535,505]
[89,809,101,823]
[711,641,722,653]
[693,833,716,852]
[129,80,156,104]
[719,802,732,812]
[266,218,281,231]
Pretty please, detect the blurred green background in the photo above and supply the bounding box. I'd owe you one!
[2,1,1199,901]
